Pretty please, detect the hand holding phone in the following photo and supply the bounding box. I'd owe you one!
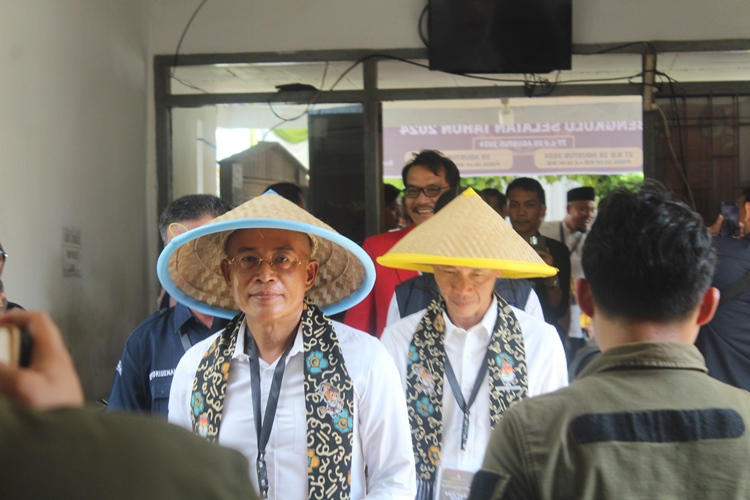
[720,201,740,238]
[0,311,84,409]
[0,324,32,367]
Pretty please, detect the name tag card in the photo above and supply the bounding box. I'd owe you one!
[435,467,474,500]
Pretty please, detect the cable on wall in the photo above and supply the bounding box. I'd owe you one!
[654,104,696,210]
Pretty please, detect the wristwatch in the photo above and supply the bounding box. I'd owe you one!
[545,277,559,288]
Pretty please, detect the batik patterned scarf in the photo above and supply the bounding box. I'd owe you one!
[406,292,528,499]
[190,301,354,499]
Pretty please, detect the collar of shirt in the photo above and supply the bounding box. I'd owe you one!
[231,319,304,368]
[442,296,498,344]
[580,341,708,379]
[171,302,198,332]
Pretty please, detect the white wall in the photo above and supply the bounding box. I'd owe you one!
[0,0,151,399]
[148,0,750,55]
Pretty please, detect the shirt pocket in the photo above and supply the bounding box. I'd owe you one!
[149,376,173,417]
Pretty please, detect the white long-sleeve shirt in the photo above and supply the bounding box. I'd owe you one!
[169,319,416,499]
[380,298,568,473]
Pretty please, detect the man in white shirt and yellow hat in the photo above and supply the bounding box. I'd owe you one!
[379,188,568,500]
[162,192,416,499]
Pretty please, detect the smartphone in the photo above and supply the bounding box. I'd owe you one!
[720,201,740,238]
[0,325,32,367]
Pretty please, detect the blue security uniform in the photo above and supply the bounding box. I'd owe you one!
[108,303,229,417]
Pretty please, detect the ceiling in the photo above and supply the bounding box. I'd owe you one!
[169,51,750,95]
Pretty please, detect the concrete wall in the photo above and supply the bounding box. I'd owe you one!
[148,0,750,55]
[0,0,151,399]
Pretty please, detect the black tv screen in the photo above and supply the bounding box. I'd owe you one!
[428,0,572,74]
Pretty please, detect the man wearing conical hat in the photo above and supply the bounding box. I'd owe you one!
[163,192,416,499]
[379,188,568,500]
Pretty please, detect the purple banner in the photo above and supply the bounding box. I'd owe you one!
[383,121,643,177]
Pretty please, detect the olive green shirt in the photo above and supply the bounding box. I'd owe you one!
[473,342,750,499]
[0,398,256,500]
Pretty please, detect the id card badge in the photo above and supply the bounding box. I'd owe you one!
[435,467,474,500]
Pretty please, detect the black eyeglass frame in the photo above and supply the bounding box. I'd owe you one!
[402,185,451,199]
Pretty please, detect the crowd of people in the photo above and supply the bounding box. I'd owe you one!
[2,149,750,499]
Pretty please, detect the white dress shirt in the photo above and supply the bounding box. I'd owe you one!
[169,320,416,499]
[385,284,545,329]
[380,298,568,473]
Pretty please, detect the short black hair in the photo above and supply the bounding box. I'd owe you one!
[384,183,401,204]
[505,177,546,205]
[401,150,461,190]
[264,182,305,207]
[741,187,750,202]
[582,181,716,323]
[158,194,231,243]
[480,188,506,207]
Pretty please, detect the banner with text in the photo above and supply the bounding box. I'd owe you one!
[383,121,643,177]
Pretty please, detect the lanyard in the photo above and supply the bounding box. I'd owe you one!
[246,326,298,499]
[178,326,193,353]
[443,347,490,451]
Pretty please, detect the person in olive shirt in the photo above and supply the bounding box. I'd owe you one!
[470,183,750,499]
[0,310,256,500]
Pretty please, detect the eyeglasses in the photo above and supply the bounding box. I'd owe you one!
[0,250,7,263]
[227,253,308,274]
[403,185,451,199]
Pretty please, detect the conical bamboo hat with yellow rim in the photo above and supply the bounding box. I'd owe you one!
[377,188,557,278]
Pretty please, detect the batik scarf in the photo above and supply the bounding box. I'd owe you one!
[406,292,528,499]
[190,301,354,499]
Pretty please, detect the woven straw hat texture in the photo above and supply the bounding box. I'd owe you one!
[378,188,558,278]
[167,193,366,311]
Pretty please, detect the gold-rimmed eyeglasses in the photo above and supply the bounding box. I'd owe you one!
[227,253,308,274]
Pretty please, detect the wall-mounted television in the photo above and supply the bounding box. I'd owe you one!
[428,0,572,74]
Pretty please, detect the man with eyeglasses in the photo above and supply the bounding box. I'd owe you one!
[344,150,461,337]
[166,192,415,499]
[0,243,23,312]
[108,194,231,418]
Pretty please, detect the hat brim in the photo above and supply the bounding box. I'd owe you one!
[377,253,558,278]
[157,218,375,319]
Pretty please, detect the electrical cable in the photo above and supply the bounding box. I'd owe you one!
[660,73,689,182]
[171,0,210,77]
[171,74,209,94]
[262,62,330,141]
[418,5,429,47]
[654,104,696,210]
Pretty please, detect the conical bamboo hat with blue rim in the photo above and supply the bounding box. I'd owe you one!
[157,192,375,319]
